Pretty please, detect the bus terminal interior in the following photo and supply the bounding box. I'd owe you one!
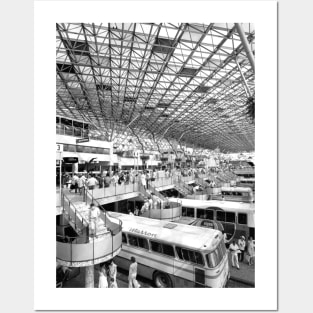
[56,23,255,288]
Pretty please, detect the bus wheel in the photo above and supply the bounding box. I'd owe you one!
[153,271,173,288]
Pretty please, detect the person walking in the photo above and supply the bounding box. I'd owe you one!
[140,172,146,190]
[237,236,246,262]
[128,257,140,288]
[86,174,98,190]
[246,236,255,266]
[108,259,118,288]
[77,174,86,195]
[229,240,241,270]
[88,203,101,236]
[98,266,108,288]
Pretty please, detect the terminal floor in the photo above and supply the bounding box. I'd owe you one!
[228,253,255,286]
[63,265,153,288]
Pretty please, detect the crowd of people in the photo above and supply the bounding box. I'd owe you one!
[225,235,255,269]
[97,257,140,288]
[61,166,227,192]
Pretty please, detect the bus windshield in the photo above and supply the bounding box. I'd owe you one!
[206,242,227,268]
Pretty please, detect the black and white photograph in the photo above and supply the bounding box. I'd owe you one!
[55,22,256,289]
[34,1,277,310]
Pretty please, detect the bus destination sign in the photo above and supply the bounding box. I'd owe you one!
[129,227,157,238]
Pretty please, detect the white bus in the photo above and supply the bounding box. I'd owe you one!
[210,186,254,203]
[109,212,230,288]
[169,198,255,241]
[237,178,255,190]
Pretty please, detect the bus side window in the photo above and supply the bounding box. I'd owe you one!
[128,235,138,247]
[237,192,242,196]
[182,207,187,216]
[206,209,214,220]
[195,252,204,266]
[226,212,235,223]
[176,247,183,260]
[216,211,225,222]
[137,237,149,250]
[162,244,175,257]
[122,233,127,244]
[187,207,194,217]
[238,213,247,225]
[197,208,205,218]
[150,241,162,254]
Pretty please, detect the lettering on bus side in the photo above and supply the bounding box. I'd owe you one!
[128,227,157,238]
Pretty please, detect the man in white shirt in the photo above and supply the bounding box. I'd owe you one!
[77,174,86,195]
[128,257,140,288]
[229,240,241,269]
[88,203,101,236]
[87,174,98,190]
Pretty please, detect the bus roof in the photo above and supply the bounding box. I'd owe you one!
[169,198,255,213]
[109,212,222,251]
[221,186,252,192]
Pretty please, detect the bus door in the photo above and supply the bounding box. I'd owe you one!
[194,266,206,287]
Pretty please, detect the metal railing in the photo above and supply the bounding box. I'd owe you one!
[61,193,88,236]
[83,188,122,236]
[56,124,106,141]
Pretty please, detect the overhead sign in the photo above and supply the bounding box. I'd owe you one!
[63,157,78,163]
[76,138,89,143]
[56,144,63,152]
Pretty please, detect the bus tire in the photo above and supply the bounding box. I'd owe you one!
[153,271,173,288]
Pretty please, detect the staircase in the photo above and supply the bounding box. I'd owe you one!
[173,177,193,196]
[56,190,123,267]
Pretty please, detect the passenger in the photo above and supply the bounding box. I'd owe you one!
[141,201,149,214]
[134,206,139,216]
[125,172,130,184]
[148,196,153,210]
[237,236,246,262]
[88,203,101,236]
[111,172,119,186]
[86,174,99,190]
[151,169,157,182]
[98,266,108,288]
[77,174,86,195]
[128,257,140,288]
[151,193,158,210]
[70,173,79,193]
[128,208,134,216]
[118,173,125,185]
[140,172,147,190]
[246,236,255,266]
[104,173,111,188]
[108,259,118,288]
[229,240,241,270]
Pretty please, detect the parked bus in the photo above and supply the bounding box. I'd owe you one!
[169,198,255,241]
[237,178,255,190]
[175,217,224,232]
[210,186,254,203]
[109,212,230,288]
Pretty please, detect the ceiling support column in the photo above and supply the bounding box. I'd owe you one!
[235,23,255,73]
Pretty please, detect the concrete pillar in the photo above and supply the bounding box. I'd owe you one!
[72,162,78,174]
[85,265,95,288]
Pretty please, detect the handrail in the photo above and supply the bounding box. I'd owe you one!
[62,193,88,232]
[84,188,122,234]
[148,185,167,202]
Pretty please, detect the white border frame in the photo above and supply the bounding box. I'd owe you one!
[34,1,277,310]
